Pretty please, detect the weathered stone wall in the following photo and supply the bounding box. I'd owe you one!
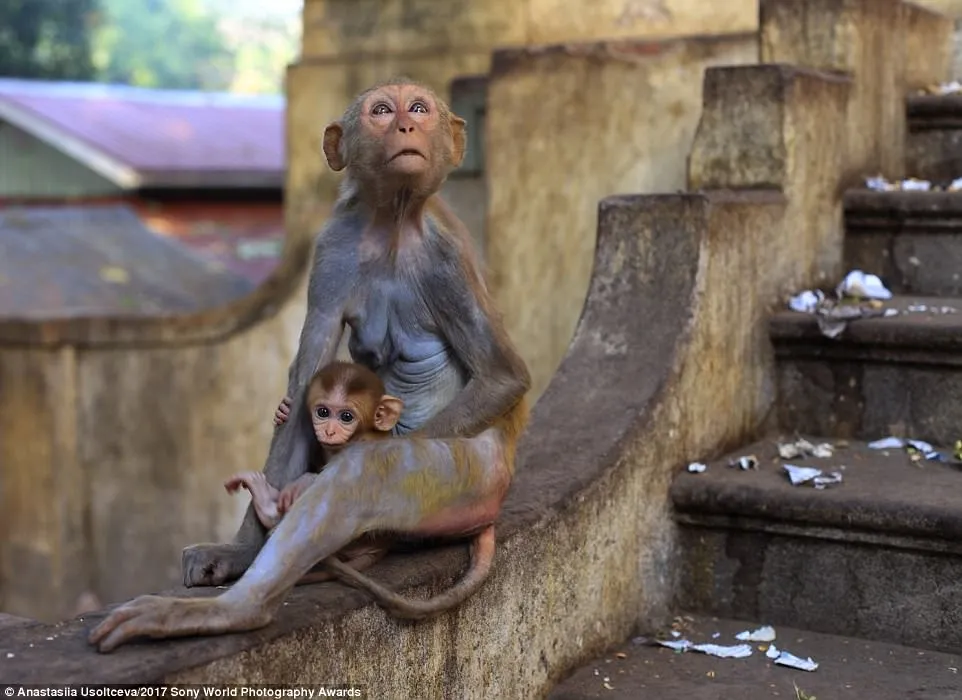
[0,266,309,622]
[485,35,758,399]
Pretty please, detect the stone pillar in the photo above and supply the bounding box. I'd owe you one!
[485,35,757,399]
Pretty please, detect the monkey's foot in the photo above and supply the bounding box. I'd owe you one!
[88,594,271,653]
[182,543,256,587]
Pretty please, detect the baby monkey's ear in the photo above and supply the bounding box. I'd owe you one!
[373,395,404,432]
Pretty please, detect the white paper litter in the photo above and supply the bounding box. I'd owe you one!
[687,462,707,474]
[657,639,753,659]
[783,464,823,485]
[783,464,844,489]
[868,436,904,450]
[789,290,824,313]
[729,455,758,471]
[836,270,892,300]
[811,443,835,458]
[773,650,819,672]
[766,644,780,660]
[868,436,942,461]
[735,625,776,642]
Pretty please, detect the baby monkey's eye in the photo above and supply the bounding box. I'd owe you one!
[314,406,330,419]
[371,103,391,115]
[410,101,428,113]
[339,410,355,424]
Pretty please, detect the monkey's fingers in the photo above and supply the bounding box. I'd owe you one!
[223,477,246,493]
[88,595,180,652]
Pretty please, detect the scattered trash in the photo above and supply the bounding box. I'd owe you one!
[5,652,13,659]
[729,455,758,471]
[778,438,834,459]
[766,644,780,660]
[920,80,962,95]
[774,650,820,672]
[783,464,844,489]
[671,630,682,638]
[865,175,932,192]
[787,269,893,338]
[711,632,721,639]
[736,625,776,642]
[794,682,817,700]
[836,270,892,301]
[615,652,627,659]
[789,290,824,313]
[687,462,707,474]
[868,436,943,462]
[657,639,753,659]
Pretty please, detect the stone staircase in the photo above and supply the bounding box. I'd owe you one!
[662,93,962,693]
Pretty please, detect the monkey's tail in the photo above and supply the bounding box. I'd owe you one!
[324,525,496,621]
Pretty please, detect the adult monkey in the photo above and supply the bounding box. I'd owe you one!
[88,78,531,652]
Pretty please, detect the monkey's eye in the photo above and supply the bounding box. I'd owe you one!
[371,103,392,115]
[339,410,355,424]
[410,101,428,113]
[314,406,330,419]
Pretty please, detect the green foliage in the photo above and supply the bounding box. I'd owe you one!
[0,0,97,80]
[92,0,235,91]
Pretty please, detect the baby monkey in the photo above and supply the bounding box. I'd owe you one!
[225,361,403,529]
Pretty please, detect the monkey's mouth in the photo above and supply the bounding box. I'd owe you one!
[388,149,425,162]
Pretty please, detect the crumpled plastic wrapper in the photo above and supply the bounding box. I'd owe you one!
[657,639,753,659]
[728,455,758,471]
[778,438,834,459]
[787,269,893,338]
[687,462,707,474]
[920,80,962,95]
[736,625,776,642]
[766,644,819,672]
[783,464,844,489]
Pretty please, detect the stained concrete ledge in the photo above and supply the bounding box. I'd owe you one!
[0,193,706,689]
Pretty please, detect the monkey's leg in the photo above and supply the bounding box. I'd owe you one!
[325,525,496,621]
[91,437,492,652]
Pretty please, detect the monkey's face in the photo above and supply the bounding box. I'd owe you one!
[360,84,441,178]
[309,390,367,447]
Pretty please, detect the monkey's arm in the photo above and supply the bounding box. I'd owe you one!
[418,241,531,439]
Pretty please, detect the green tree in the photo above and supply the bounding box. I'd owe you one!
[0,0,97,80]
[93,0,234,91]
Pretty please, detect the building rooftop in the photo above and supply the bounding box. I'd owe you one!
[0,78,285,190]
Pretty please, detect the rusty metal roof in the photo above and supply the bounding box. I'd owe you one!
[0,205,256,318]
[0,78,285,189]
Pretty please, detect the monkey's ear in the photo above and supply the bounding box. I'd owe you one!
[448,114,466,168]
[322,122,346,171]
[374,395,404,432]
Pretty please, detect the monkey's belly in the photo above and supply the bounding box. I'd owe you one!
[381,354,465,434]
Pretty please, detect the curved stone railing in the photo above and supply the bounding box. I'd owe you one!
[0,210,314,621]
[3,192,713,688]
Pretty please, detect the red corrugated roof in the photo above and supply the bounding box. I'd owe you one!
[0,78,285,189]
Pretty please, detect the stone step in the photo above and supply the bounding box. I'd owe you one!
[548,615,962,700]
[669,436,962,653]
[770,293,962,444]
[844,189,962,296]
[906,93,962,182]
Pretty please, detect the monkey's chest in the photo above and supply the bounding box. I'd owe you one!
[345,282,442,370]
[345,282,464,432]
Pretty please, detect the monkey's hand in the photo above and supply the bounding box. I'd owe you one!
[277,473,317,514]
[88,594,271,653]
[273,397,292,426]
[181,543,256,588]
